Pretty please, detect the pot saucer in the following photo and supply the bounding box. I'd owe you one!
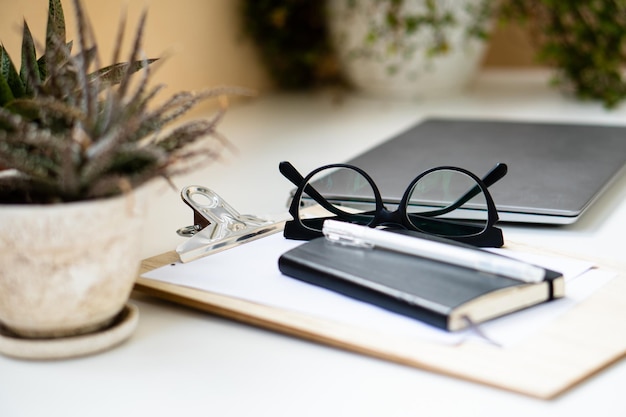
[0,303,139,360]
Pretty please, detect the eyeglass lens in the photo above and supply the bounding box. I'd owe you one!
[406,169,488,237]
[297,166,377,232]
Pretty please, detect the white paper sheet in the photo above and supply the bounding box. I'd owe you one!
[142,233,614,347]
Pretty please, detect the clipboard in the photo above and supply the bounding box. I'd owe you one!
[134,188,626,400]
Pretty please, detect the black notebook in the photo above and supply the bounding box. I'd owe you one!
[278,237,564,331]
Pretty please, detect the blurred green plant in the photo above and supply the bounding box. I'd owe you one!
[240,0,491,89]
[352,0,492,57]
[240,0,341,89]
[243,0,626,108]
[499,0,626,108]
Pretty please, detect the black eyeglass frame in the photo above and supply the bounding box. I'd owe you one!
[279,161,506,247]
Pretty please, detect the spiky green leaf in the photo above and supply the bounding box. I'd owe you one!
[19,21,41,96]
[46,0,66,53]
[0,75,15,107]
[1,49,16,106]
[1,45,25,100]
[39,0,67,80]
[89,59,158,87]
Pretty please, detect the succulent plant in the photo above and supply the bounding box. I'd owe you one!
[0,0,245,204]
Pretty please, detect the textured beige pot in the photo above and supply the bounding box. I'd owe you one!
[0,187,149,338]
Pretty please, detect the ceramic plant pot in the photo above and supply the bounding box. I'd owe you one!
[0,187,149,339]
[327,0,491,99]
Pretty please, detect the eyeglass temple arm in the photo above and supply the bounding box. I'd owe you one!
[279,161,353,217]
[482,162,508,187]
[417,163,508,217]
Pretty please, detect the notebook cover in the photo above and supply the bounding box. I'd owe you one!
[278,237,559,330]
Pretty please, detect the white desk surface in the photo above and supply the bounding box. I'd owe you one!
[3,70,626,417]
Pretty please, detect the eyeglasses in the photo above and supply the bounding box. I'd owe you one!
[279,161,507,247]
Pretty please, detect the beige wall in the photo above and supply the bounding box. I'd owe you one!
[0,1,536,108]
[484,24,537,68]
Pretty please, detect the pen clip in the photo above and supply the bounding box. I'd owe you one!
[323,220,374,249]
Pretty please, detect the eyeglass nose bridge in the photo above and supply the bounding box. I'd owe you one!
[371,205,402,227]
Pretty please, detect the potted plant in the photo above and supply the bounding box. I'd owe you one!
[0,0,242,358]
[326,0,493,98]
[241,0,492,98]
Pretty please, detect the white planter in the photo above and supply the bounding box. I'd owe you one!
[0,187,150,339]
[327,0,490,99]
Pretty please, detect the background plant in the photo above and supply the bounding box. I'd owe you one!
[240,0,341,89]
[499,0,626,108]
[243,0,626,107]
[344,0,492,61]
[241,0,491,89]
[0,0,245,204]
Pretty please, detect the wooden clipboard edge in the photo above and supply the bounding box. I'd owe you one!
[134,272,539,397]
[135,249,626,400]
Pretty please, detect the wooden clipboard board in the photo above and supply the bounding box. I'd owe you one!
[135,242,626,400]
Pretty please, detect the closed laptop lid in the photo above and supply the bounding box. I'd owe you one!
[315,118,626,224]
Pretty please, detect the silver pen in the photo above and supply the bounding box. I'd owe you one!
[322,220,546,283]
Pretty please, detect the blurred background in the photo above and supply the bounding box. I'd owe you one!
[0,0,538,116]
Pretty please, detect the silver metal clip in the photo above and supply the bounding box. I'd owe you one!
[176,186,284,263]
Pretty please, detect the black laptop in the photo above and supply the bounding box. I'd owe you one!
[307,118,626,224]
